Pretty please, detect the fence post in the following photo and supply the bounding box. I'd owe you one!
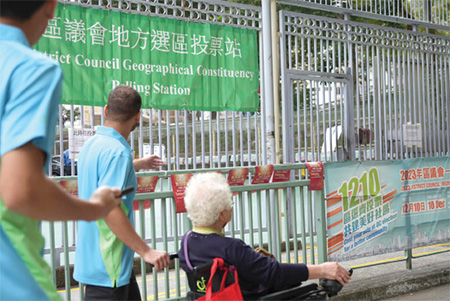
[79,283,85,301]
[345,68,356,161]
[49,222,56,285]
[314,189,328,263]
[405,249,413,269]
[63,222,71,301]
[139,201,147,298]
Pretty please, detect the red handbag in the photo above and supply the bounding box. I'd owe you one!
[196,258,244,301]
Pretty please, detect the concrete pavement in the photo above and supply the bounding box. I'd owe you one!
[58,245,450,300]
[380,284,450,300]
[332,250,450,301]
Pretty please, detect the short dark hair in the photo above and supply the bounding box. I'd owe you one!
[0,1,47,20]
[106,85,142,123]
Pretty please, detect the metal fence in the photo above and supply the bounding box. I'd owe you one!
[69,0,261,29]
[43,1,450,298]
[47,164,326,300]
[52,0,450,172]
[280,10,450,163]
[52,0,269,178]
[280,0,450,30]
[47,164,450,300]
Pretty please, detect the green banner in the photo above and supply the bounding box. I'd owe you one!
[325,157,450,261]
[34,4,259,112]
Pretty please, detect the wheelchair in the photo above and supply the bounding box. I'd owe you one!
[183,257,352,300]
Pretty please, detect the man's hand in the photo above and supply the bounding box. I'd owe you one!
[142,249,171,271]
[89,187,123,220]
[318,262,351,286]
[133,155,164,171]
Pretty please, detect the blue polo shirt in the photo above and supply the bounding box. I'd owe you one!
[0,24,63,300]
[74,126,137,287]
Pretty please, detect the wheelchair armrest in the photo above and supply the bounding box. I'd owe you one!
[186,291,205,301]
[257,282,318,300]
[193,261,214,275]
[193,260,231,275]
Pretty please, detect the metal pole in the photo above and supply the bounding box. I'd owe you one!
[49,222,56,285]
[262,0,278,258]
[139,202,147,298]
[315,190,327,263]
[63,222,71,301]
[262,0,276,165]
[271,0,281,164]
[405,249,413,269]
[346,68,356,161]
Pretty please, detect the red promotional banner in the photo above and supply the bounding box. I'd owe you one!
[305,162,324,190]
[133,176,159,211]
[60,180,78,196]
[272,170,291,182]
[252,165,274,185]
[228,168,249,196]
[171,173,193,213]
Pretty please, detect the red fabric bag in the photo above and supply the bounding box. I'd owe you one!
[196,258,243,301]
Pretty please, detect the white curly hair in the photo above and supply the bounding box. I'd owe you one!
[184,172,233,227]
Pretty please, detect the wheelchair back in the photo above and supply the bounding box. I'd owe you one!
[184,258,348,300]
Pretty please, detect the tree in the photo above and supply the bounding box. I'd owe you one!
[62,106,81,123]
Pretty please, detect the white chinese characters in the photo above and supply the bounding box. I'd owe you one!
[45,17,243,58]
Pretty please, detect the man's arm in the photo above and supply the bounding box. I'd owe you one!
[104,206,170,271]
[0,143,122,221]
[133,155,163,172]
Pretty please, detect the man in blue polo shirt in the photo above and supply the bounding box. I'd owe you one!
[74,85,170,300]
[0,1,123,300]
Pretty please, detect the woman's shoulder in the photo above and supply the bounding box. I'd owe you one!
[187,232,247,250]
[224,237,259,257]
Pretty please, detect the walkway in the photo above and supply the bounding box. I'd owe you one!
[58,244,450,300]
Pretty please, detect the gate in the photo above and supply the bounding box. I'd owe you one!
[281,70,355,163]
[279,9,450,162]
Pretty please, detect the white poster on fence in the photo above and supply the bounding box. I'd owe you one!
[68,128,96,160]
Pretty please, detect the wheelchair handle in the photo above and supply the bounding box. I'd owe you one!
[148,253,178,269]
[319,268,353,297]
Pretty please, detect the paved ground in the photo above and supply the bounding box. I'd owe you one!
[380,284,450,300]
[332,248,450,301]
[58,244,450,300]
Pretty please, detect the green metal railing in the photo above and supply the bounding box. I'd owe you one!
[47,163,326,300]
[46,163,449,300]
[126,164,325,300]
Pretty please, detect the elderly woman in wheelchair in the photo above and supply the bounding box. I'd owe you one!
[178,173,351,300]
